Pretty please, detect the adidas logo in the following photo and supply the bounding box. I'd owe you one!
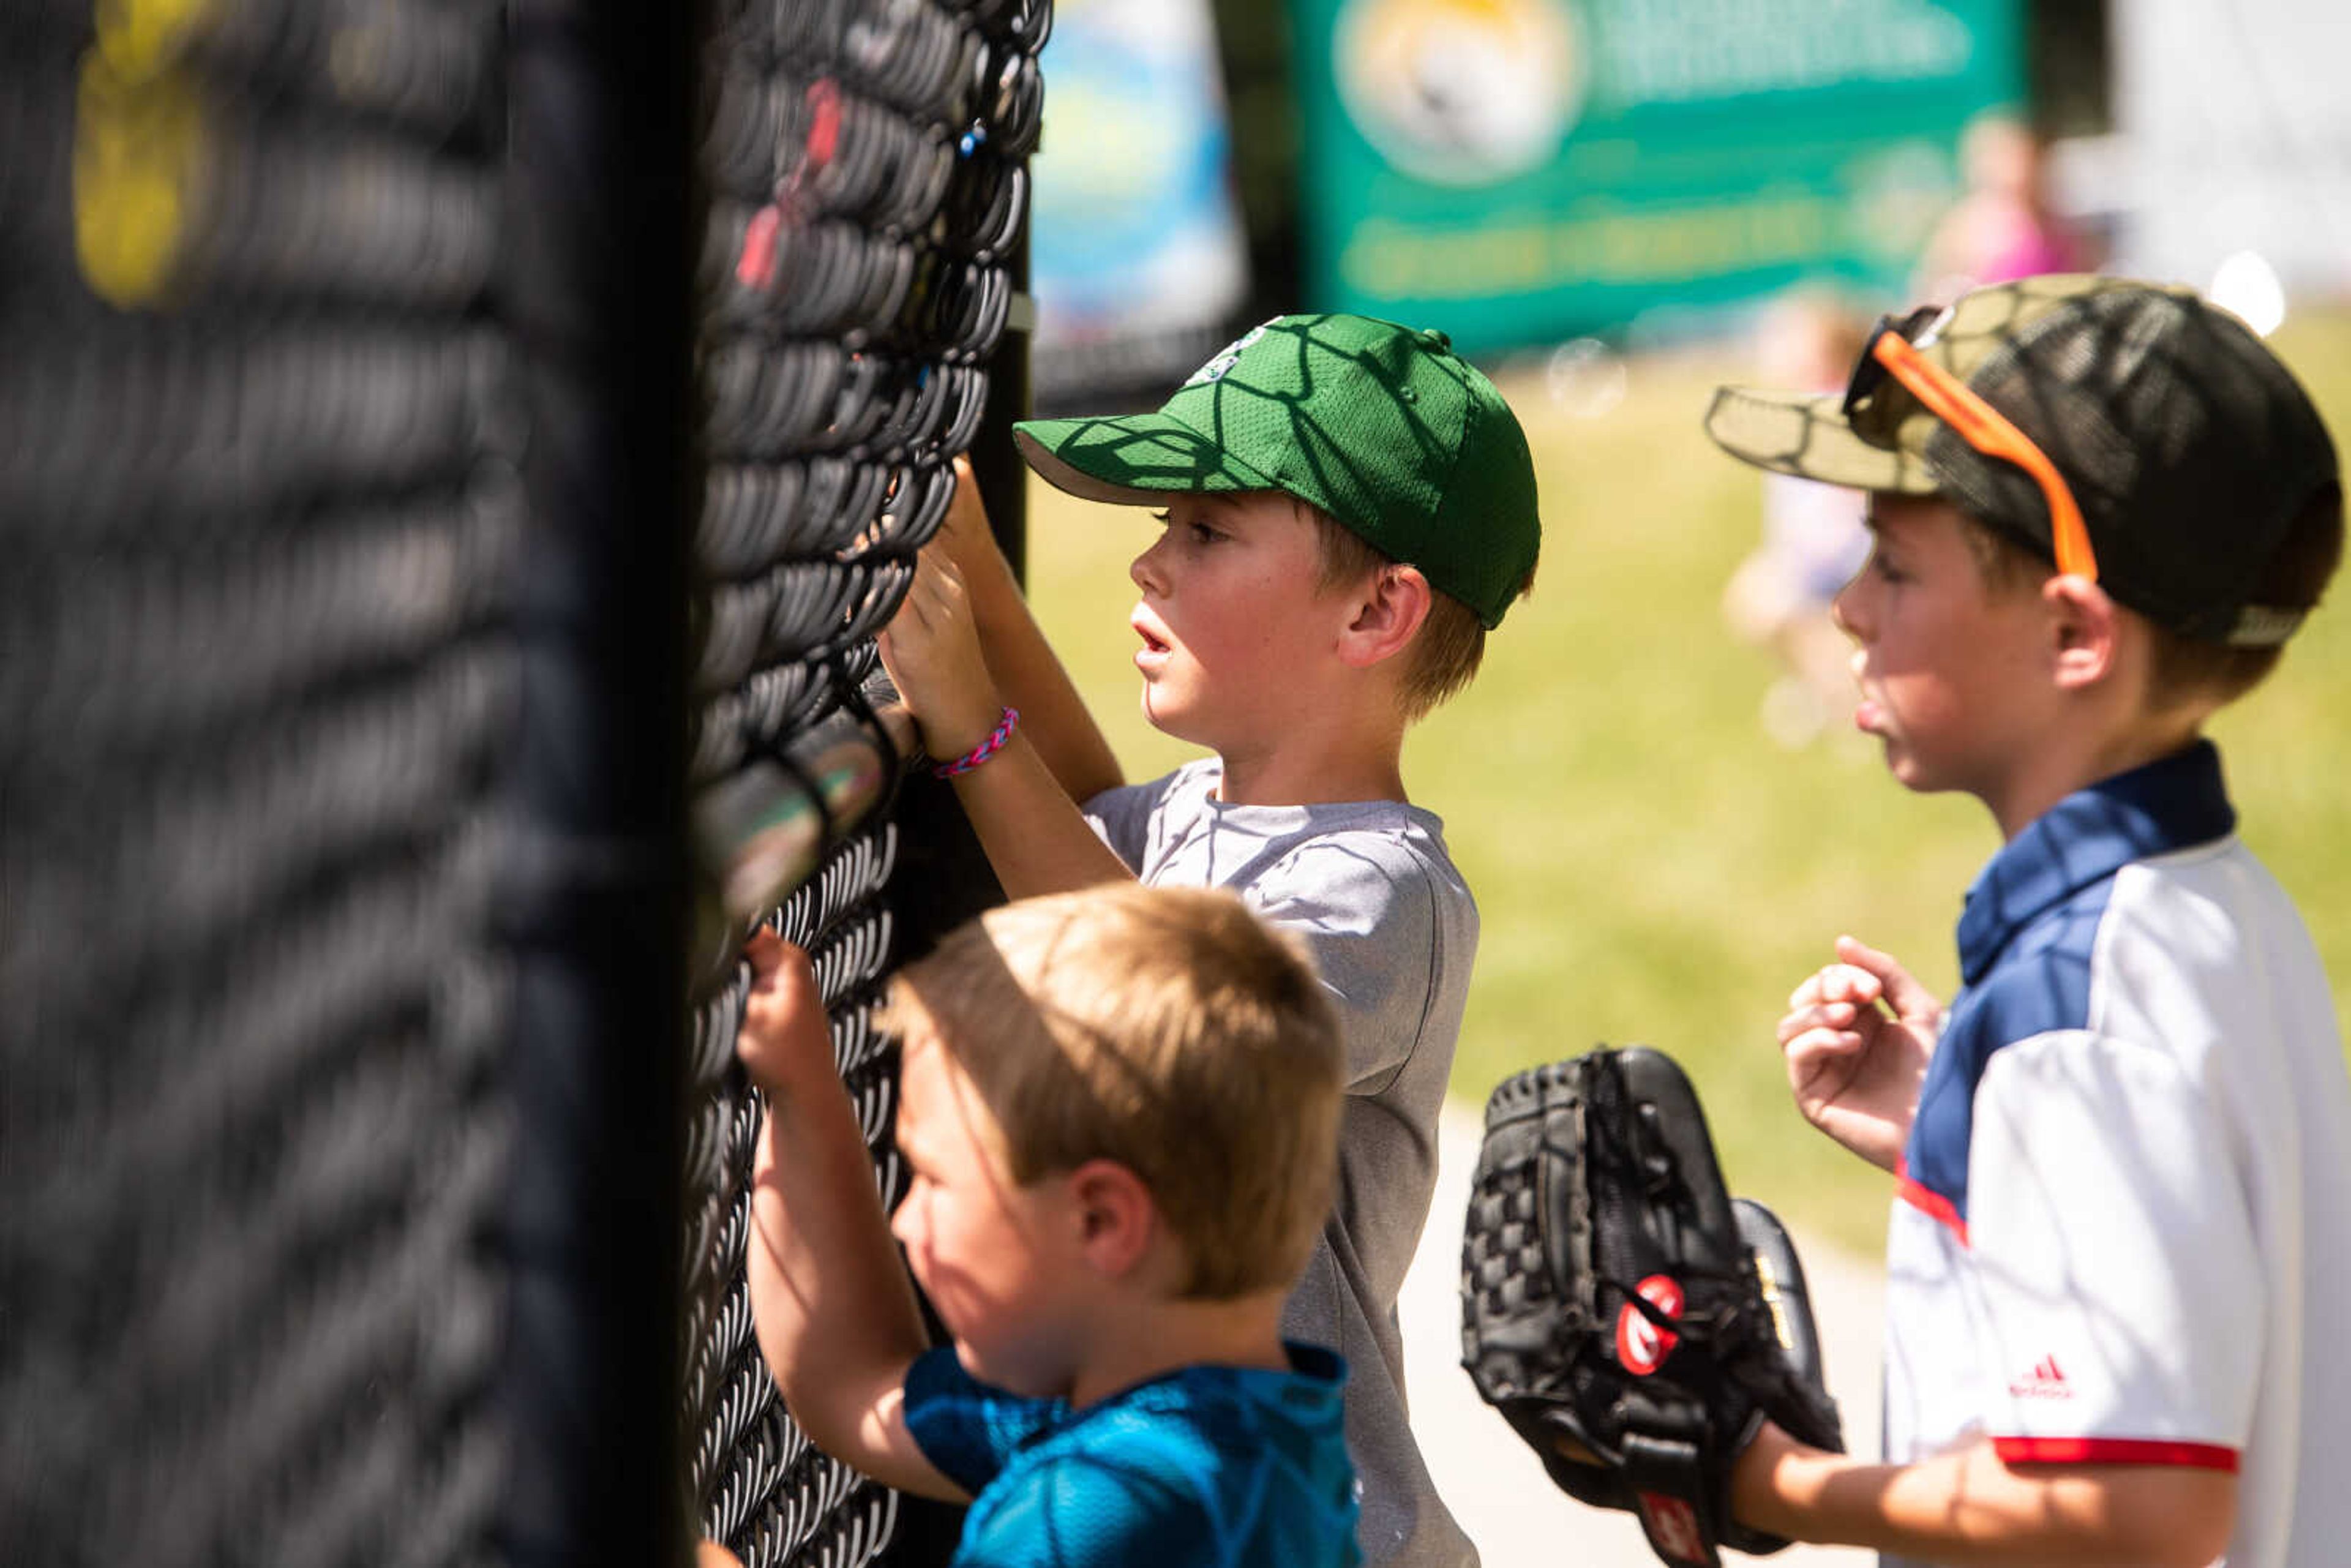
[2008,1355,2073,1400]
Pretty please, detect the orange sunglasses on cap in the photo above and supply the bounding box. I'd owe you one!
[1843,311,2099,583]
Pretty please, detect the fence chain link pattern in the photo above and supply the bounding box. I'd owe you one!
[680,4,1050,1566]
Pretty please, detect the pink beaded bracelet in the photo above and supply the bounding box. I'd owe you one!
[932,706,1019,779]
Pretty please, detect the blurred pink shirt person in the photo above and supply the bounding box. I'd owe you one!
[1916,114,2093,301]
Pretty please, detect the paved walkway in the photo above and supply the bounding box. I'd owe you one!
[1398,1101,1885,1567]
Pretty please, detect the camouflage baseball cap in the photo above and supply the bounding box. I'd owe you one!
[1014,313,1542,628]
[1705,274,2339,646]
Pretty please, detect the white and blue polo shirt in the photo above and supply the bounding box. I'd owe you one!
[1882,741,2351,1568]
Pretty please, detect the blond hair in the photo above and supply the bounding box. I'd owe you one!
[1308,506,1526,723]
[876,884,1343,1299]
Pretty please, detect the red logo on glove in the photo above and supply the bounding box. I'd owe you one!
[1615,1274,1684,1375]
[1637,1491,1706,1564]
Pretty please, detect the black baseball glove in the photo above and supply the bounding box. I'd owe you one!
[1460,1046,1845,1567]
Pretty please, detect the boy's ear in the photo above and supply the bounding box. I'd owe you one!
[1337,564,1433,669]
[1065,1158,1161,1279]
[2043,572,2123,691]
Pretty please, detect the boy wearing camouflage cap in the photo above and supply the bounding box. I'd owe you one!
[882,313,1542,1568]
[1706,276,2351,1567]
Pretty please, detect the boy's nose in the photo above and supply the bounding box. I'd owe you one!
[1130,536,1167,595]
[1830,577,1866,642]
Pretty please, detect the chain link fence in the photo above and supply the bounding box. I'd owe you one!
[1,2,1048,1564]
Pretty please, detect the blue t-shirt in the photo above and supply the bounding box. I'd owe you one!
[902,1341,1363,1568]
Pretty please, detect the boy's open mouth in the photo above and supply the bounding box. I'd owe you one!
[1131,615,1169,655]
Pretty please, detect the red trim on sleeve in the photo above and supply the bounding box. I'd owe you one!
[1893,1159,1969,1246]
[1993,1436,2240,1471]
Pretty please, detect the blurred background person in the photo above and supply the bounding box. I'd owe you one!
[1913,111,2098,302]
[1719,290,1873,748]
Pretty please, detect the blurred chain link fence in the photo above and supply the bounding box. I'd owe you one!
[1,1,1047,1564]
[2,5,521,1565]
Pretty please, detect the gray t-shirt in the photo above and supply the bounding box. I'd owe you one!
[1086,760,1479,1568]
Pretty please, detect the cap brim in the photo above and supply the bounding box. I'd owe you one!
[1013,411,1283,505]
[1703,386,1938,495]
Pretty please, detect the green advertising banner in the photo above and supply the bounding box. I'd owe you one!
[1291,0,2023,352]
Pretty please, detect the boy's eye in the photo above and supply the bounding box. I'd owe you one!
[1153,506,1222,543]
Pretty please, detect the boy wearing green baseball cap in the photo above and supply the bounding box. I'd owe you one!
[880,313,1542,1568]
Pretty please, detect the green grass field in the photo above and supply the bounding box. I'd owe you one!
[1023,307,2351,1255]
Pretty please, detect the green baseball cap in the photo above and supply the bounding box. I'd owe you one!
[1013,313,1542,628]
